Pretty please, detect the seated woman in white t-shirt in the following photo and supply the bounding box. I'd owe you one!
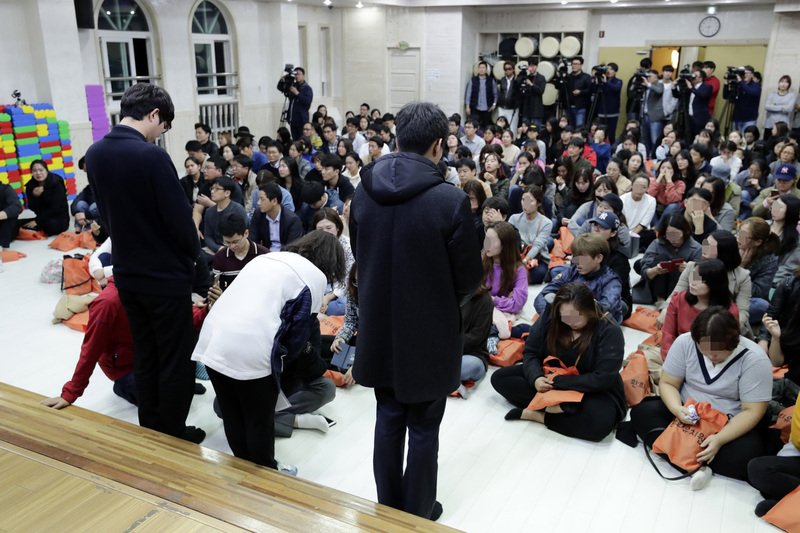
[630,307,773,490]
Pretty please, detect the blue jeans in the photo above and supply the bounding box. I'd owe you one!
[567,107,587,128]
[598,115,619,144]
[461,355,487,382]
[641,116,662,158]
[733,120,757,133]
[651,202,680,227]
[326,295,347,316]
[528,262,548,285]
[749,298,770,324]
[739,190,754,221]
[74,200,100,220]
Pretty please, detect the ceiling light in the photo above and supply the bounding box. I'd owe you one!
[356,1,363,6]
[106,10,111,14]
[130,10,135,14]
[707,5,717,13]
[610,0,618,3]
[561,0,567,4]
[323,0,331,4]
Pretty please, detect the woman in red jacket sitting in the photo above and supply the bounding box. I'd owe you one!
[661,258,738,359]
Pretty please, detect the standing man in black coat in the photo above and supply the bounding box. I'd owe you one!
[85,83,205,443]
[496,61,520,133]
[517,60,547,129]
[350,102,483,521]
[565,56,592,127]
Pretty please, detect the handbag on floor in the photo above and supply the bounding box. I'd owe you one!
[621,351,651,407]
[764,484,800,532]
[644,398,729,479]
[61,254,101,295]
[526,355,584,410]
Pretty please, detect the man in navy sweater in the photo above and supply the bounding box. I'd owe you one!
[85,83,205,443]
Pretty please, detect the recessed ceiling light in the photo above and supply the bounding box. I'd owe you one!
[106,10,111,14]
[323,0,331,5]
[561,0,567,4]
[356,0,364,6]
[610,0,618,3]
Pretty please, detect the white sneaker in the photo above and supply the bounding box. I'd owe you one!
[278,462,298,476]
[690,466,713,491]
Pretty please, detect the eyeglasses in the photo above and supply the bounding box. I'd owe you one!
[210,186,224,192]
[222,236,245,248]
[504,67,513,71]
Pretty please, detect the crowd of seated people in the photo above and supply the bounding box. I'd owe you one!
[15,72,800,523]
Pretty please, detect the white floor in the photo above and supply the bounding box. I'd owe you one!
[0,237,779,533]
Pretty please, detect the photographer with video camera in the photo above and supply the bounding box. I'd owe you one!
[723,66,762,133]
[626,58,651,121]
[677,68,711,141]
[590,62,622,143]
[277,65,313,141]
[517,60,546,130]
[640,69,669,158]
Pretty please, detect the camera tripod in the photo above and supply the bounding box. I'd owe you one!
[718,84,737,136]
[588,81,609,131]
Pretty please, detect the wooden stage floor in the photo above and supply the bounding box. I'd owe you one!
[0,382,458,532]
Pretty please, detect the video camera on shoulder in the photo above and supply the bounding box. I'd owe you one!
[592,64,609,83]
[724,66,746,82]
[279,63,298,96]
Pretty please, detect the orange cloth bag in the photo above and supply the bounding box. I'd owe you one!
[62,310,90,332]
[558,226,574,255]
[651,398,729,472]
[764,485,800,532]
[0,250,26,262]
[621,351,651,407]
[17,227,46,240]
[323,369,346,387]
[319,315,344,336]
[490,333,529,367]
[622,306,660,334]
[79,231,97,250]
[526,355,584,410]
[770,405,794,445]
[61,255,101,295]
[49,232,82,252]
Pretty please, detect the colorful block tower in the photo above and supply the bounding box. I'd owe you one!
[3,104,76,204]
[0,112,21,205]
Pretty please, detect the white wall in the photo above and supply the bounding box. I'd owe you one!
[422,7,465,117]
[587,6,775,65]
[297,5,345,123]
[343,6,388,113]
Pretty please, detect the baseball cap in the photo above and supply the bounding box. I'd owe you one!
[589,211,620,230]
[775,163,798,181]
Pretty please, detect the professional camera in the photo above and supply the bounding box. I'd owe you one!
[279,63,298,96]
[724,66,746,82]
[517,65,531,94]
[592,64,609,83]
[11,89,25,106]
[557,59,570,77]
[678,69,696,82]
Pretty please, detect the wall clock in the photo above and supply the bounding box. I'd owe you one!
[699,16,721,38]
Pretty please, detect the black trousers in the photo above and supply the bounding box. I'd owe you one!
[491,364,619,442]
[373,387,446,519]
[630,397,767,481]
[112,371,138,405]
[117,289,196,438]
[748,454,800,501]
[0,216,16,247]
[208,367,279,469]
[17,216,68,236]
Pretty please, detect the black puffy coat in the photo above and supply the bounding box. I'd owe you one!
[350,152,483,403]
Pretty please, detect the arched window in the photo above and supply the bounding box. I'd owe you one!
[96,0,158,104]
[192,1,234,97]
[192,1,238,138]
